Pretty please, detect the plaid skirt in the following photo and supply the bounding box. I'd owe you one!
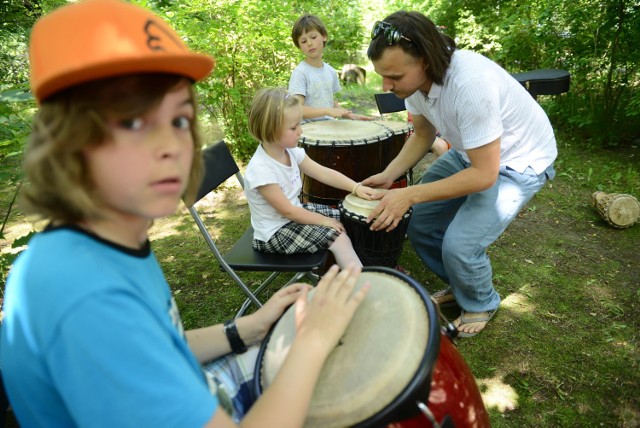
[253,203,340,254]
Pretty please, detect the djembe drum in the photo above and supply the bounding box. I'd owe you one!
[299,120,412,207]
[372,120,413,189]
[339,194,411,268]
[254,267,490,428]
[592,191,640,229]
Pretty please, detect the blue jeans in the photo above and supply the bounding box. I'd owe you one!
[408,150,555,313]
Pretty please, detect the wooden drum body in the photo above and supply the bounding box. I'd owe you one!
[254,267,490,428]
[299,120,412,207]
[339,194,411,268]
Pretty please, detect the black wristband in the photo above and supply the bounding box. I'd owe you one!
[223,320,248,354]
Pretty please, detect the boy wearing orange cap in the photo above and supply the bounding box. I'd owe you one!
[0,0,368,426]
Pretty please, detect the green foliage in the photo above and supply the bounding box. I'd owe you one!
[439,0,640,147]
[379,0,640,147]
[0,0,68,87]
[136,0,368,161]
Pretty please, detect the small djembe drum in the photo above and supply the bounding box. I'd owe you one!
[338,194,412,267]
[592,191,640,229]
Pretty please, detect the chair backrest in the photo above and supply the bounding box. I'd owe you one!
[194,140,244,202]
[374,92,406,115]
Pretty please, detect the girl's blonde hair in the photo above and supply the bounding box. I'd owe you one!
[248,87,301,144]
[21,73,204,223]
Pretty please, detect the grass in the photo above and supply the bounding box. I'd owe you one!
[1,75,639,427]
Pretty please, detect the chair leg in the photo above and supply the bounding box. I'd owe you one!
[234,271,319,318]
[233,271,281,318]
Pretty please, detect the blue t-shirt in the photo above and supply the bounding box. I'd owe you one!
[0,225,218,427]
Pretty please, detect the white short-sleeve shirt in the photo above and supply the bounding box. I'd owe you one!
[244,145,306,241]
[406,50,557,174]
[289,61,341,123]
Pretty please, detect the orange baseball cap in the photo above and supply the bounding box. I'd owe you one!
[29,0,215,102]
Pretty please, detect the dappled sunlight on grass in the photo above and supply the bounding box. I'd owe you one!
[0,216,43,256]
[477,374,519,413]
[501,290,536,314]
[149,212,189,240]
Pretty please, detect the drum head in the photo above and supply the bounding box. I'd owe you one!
[341,193,380,218]
[259,268,431,427]
[373,120,413,136]
[299,120,390,146]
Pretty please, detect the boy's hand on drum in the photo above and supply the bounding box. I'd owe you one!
[367,188,412,232]
[249,283,311,342]
[344,113,376,121]
[294,264,369,357]
[329,107,352,118]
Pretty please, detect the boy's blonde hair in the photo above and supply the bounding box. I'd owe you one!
[248,88,301,145]
[21,74,204,223]
[291,14,328,48]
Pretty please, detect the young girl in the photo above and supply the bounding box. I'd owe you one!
[245,87,378,268]
[0,1,368,427]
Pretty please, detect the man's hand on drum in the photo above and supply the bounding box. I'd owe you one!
[294,264,369,357]
[367,188,413,232]
[362,172,395,191]
[248,283,310,342]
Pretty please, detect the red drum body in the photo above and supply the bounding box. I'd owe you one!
[339,194,411,268]
[254,267,490,428]
[299,120,412,207]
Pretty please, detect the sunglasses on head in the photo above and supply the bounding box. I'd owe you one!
[371,21,413,45]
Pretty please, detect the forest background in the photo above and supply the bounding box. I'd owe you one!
[1,0,639,427]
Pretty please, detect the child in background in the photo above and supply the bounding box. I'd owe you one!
[289,14,374,122]
[0,1,369,426]
[245,87,378,268]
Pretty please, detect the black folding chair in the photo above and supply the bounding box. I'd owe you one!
[374,92,415,184]
[511,69,571,101]
[374,92,407,118]
[187,140,328,317]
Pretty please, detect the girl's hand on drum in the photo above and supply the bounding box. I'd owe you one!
[355,185,379,200]
[249,283,311,342]
[294,264,370,357]
[367,188,412,232]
